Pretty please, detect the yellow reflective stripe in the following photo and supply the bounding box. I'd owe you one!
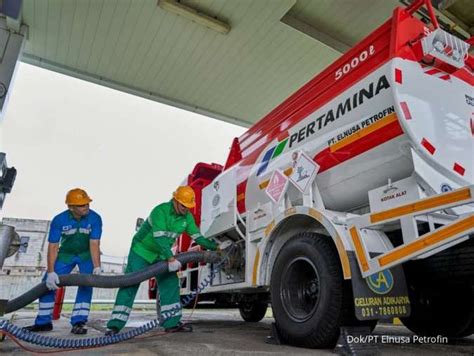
[350,226,369,272]
[378,215,474,267]
[259,180,269,190]
[330,113,398,153]
[264,221,275,237]
[252,249,260,286]
[334,233,351,279]
[285,207,296,216]
[370,187,471,224]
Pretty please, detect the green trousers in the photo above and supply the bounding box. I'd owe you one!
[106,250,181,331]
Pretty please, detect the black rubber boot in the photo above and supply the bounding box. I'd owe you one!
[23,323,53,332]
[105,327,119,336]
[71,322,88,335]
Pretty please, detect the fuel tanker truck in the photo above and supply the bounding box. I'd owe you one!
[150,0,474,348]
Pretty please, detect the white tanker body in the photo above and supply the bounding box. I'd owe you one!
[172,1,474,349]
[241,33,473,215]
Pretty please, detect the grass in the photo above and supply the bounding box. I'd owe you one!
[26,303,157,312]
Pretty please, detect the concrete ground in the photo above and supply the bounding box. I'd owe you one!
[1,309,473,355]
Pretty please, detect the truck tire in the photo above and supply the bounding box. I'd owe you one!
[401,281,474,338]
[270,232,344,348]
[239,302,268,322]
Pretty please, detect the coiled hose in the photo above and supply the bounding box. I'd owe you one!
[0,250,223,349]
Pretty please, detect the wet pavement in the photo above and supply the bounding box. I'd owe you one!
[1,309,473,355]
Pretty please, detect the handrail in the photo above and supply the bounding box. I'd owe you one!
[406,0,439,29]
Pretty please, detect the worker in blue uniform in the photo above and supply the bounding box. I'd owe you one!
[24,188,103,335]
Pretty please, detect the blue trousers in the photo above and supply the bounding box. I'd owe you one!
[35,255,93,326]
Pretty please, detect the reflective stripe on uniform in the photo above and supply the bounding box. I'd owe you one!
[153,231,180,239]
[38,309,52,316]
[39,302,55,309]
[111,313,129,322]
[160,302,181,312]
[161,308,182,318]
[112,305,131,314]
[73,302,90,310]
[71,309,90,317]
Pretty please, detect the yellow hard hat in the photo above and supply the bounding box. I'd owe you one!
[65,188,92,206]
[173,186,196,208]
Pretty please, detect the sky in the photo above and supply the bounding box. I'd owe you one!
[0,62,246,257]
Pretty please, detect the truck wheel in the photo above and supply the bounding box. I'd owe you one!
[270,232,344,348]
[239,302,268,322]
[401,281,474,338]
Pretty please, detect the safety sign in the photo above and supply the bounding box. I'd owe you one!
[289,151,319,193]
[266,170,288,203]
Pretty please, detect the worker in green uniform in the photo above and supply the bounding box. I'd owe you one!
[105,186,218,335]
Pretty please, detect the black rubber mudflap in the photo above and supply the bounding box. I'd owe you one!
[334,326,380,355]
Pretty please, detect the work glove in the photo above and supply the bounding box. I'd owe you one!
[168,259,182,272]
[45,272,60,290]
[93,266,102,275]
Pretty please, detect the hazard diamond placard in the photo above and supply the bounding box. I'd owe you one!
[289,151,319,193]
[265,170,288,203]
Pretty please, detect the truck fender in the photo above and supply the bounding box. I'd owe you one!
[257,206,352,287]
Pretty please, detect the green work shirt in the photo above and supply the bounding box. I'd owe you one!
[131,201,217,263]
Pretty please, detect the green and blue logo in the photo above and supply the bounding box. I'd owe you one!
[257,138,288,176]
[366,270,394,295]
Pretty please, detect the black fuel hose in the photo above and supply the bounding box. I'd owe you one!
[1,250,227,350]
[5,251,221,314]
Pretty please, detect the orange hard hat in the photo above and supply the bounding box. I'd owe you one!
[173,186,196,208]
[65,188,92,206]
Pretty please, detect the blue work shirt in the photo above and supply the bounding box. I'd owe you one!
[48,209,102,262]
